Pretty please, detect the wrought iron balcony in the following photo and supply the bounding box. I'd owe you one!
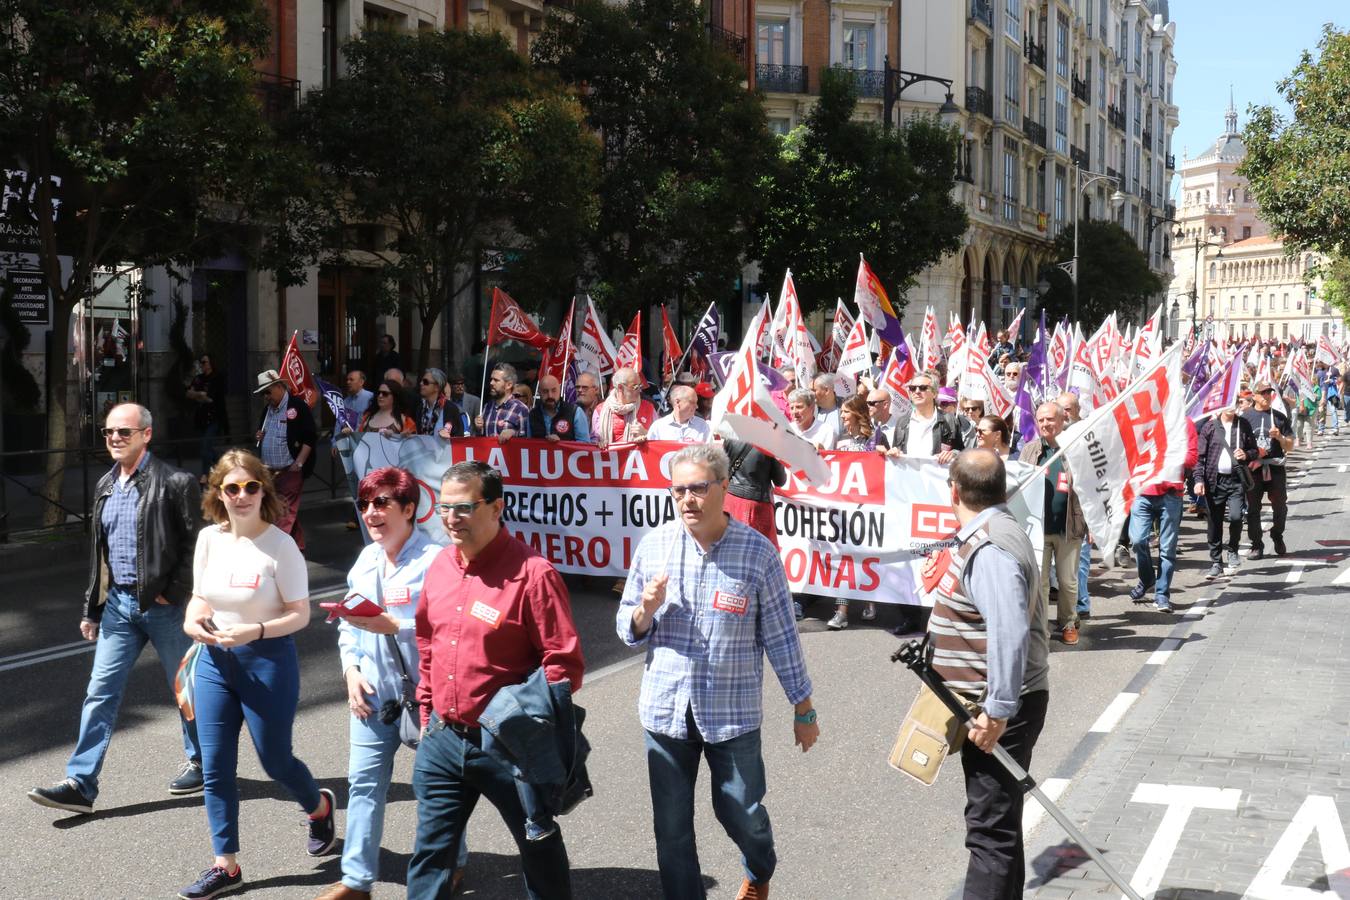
[1142,186,1153,207]
[1165,202,1176,220]
[969,0,993,29]
[1023,115,1047,149]
[1165,153,1177,170]
[755,63,809,95]
[1024,35,1046,70]
[965,85,993,118]
[833,65,884,99]
[1106,166,1123,185]
[1070,145,1089,169]
[706,23,746,63]
[1107,104,1126,131]
[255,71,300,125]
[1142,129,1153,151]
[1071,74,1090,104]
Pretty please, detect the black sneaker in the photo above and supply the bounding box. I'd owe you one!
[178,865,242,899]
[307,788,338,856]
[1274,539,1288,556]
[1249,548,1265,561]
[27,779,93,815]
[169,760,204,795]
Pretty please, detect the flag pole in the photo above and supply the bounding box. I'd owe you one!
[663,300,714,406]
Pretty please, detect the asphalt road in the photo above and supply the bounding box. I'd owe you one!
[3,450,1326,900]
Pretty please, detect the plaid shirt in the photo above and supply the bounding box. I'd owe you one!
[100,453,150,588]
[260,392,295,468]
[481,397,529,437]
[616,518,812,743]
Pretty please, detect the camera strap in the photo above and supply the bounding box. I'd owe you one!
[374,564,417,706]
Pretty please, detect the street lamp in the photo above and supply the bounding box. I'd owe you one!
[1174,227,1223,338]
[1071,166,1127,325]
[881,53,959,134]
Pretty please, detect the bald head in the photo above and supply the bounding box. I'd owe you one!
[1035,401,1065,445]
[949,448,1006,517]
[1056,391,1081,422]
[538,374,561,410]
[866,388,891,425]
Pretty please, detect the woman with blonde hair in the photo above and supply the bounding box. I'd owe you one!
[177,449,336,900]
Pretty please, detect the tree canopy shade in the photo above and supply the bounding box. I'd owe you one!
[0,0,283,524]
[1038,221,1162,327]
[1242,26,1350,261]
[751,68,968,315]
[532,0,776,321]
[293,27,599,371]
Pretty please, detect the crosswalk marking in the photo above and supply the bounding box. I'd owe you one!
[1090,692,1139,733]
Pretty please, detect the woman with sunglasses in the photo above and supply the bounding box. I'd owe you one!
[177,449,335,900]
[313,467,468,900]
[974,414,1013,458]
[958,399,985,448]
[417,368,469,439]
[358,379,416,437]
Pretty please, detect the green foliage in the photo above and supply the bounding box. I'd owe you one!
[1242,26,1350,260]
[752,68,968,315]
[1038,220,1163,326]
[533,0,776,320]
[296,27,600,368]
[1316,255,1350,320]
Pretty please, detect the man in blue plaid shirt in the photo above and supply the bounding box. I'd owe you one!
[473,363,529,443]
[617,442,819,900]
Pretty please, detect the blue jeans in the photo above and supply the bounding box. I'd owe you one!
[1129,492,1182,601]
[66,586,199,800]
[1076,539,1092,615]
[409,719,570,900]
[199,422,221,475]
[195,637,322,855]
[344,713,468,892]
[644,712,776,899]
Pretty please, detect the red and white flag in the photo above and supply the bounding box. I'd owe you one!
[576,295,618,377]
[1007,307,1026,345]
[822,298,856,372]
[1316,334,1338,366]
[920,306,941,372]
[487,287,553,351]
[280,331,319,407]
[1060,344,1189,560]
[1067,323,1100,413]
[614,312,645,385]
[659,306,682,383]
[878,342,915,416]
[1133,304,1161,377]
[540,297,577,385]
[1288,347,1315,396]
[771,270,817,386]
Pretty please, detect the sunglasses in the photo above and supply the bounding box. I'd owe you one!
[222,480,262,497]
[962,406,982,413]
[376,389,393,396]
[101,427,146,439]
[976,427,996,435]
[670,481,713,499]
[420,379,438,387]
[907,384,933,392]
[357,495,399,512]
[866,399,888,407]
[434,499,487,518]
[1258,388,1275,395]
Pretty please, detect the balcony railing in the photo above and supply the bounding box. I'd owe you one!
[1070,145,1089,169]
[255,71,300,125]
[755,63,809,95]
[969,0,993,29]
[1024,35,1046,70]
[1142,186,1153,207]
[706,23,746,63]
[1106,166,1123,186]
[1141,129,1153,151]
[965,85,993,118]
[1071,74,1090,104]
[832,65,884,99]
[1165,153,1177,170]
[1107,104,1126,131]
[1023,115,1047,149]
[1165,202,1176,220]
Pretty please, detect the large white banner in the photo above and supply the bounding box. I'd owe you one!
[338,436,1043,607]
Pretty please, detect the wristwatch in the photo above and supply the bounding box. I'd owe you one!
[794,709,818,725]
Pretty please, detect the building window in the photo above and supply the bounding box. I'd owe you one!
[757,19,790,65]
[1242,225,1252,240]
[767,116,792,135]
[842,24,874,70]
[1242,295,1248,311]
[1005,46,1020,121]
[1283,292,1290,310]
[1055,86,1068,154]
[1056,12,1069,78]
[1054,166,1066,226]
[1133,87,1142,135]
[1005,0,1021,40]
[1003,137,1019,221]
[323,0,340,87]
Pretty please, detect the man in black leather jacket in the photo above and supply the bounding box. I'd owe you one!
[28,403,204,815]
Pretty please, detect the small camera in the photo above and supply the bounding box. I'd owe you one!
[377,698,403,726]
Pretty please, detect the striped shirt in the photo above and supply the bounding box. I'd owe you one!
[100,453,149,588]
[616,518,812,743]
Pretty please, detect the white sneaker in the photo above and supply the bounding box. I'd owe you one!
[827,610,849,630]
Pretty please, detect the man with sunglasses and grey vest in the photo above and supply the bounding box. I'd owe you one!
[926,448,1049,899]
[28,403,204,815]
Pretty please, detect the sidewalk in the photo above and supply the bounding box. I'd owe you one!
[1024,438,1350,899]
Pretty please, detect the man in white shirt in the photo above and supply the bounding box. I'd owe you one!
[812,374,842,436]
[788,389,836,450]
[647,385,711,443]
[884,371,961,462]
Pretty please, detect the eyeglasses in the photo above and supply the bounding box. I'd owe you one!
[376,389,393,396]
[357,495,398,512]
[222,480,262,497]
[434,499,487,518]
[670,481,713,499]
[420,379,437,387]
[907,384,933,392]
[101,427,146,439]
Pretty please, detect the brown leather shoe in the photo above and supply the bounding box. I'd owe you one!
[452,868,465,894]
[312,884,370,900]
[736,878,770,899]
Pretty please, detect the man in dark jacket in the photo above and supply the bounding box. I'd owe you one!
[1195,406,1259,578]
[28,404,203,815]
[885,370,964,462]
[254,368,317,551]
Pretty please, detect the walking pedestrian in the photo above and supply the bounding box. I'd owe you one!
[647,384,710,443]
[1243,380,1294,558]
[27,404,204,815]
[1017,402,1084,644]
[883,371,963,462]
[618,443,819,900]
[416,368,468,439]
[1195,406,1258,579]
[408,461,584,900]
[592,366,655,448]
[253,369,317,552]
[1125,417,1197,613]
[178,449,336,900]
[1057,391,1094,620]
[475,363,530,443]
[529,374,592,442]
[187,353,229,483]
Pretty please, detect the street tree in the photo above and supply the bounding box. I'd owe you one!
[0,0,282,525]
[1242,26,1350,260]
[752,68,968,315]
[532,0,775,322]
[1038,221,1162,327]
[295,27,599,370]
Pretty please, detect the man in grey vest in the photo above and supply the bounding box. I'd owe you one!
[926,448,1050,899]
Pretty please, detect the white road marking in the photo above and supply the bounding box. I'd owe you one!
[1021,777,1070,836]
[1340,464,1348,474]
[1089,692,1139,733]
[586,653,647,683]
[0,639,88,665]
[1127,784,1242,900]
[0,644,95,672]
[1147,639,1182,665]
[1334,564,1350,586]
[1285,562,1307,584]
[1248,794,1350,899]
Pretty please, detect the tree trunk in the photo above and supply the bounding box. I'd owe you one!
[41,295,79,527]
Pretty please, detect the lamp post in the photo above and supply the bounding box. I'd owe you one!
[1142,210,1177,323]
[1175,228,1223,339]
[1071,166,1127,325]
[881,54,960,134]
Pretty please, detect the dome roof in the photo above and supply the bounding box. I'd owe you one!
[1185,95,1246,166]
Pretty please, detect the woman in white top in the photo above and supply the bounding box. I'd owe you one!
[177,449,336,900]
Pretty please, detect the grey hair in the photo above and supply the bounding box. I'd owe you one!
[576,370,600,387]
[788,388,816,408]
[669,385,696,404]
[813,372,837,390]
[670,442,730,482]
[422,368,447,389]
[110,403,152,430]
[492,362,518,385]
[612,366,639,388]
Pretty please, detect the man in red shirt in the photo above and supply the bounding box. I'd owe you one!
[408,461,584,900]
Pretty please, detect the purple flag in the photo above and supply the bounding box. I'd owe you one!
[1181,340,1208,379]
[1013,316,1046,445]
[1187,352,1242,420]
[316,376,357,432]
[686,302,721,365]
[709,350,789,391]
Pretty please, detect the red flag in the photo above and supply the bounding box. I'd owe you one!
[614,312,646,386]
[280,332,319,407]
[660,307,683,383]
[541,298,577,384]
[487,287,553,351]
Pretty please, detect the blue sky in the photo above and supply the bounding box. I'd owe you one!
[1169,2,1345,197]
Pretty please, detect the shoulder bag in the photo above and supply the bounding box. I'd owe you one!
[374,567,422,749]
[1214,420,1255,492]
